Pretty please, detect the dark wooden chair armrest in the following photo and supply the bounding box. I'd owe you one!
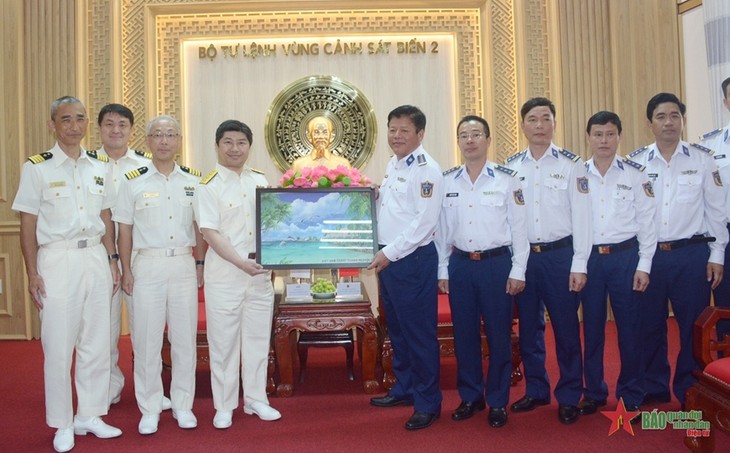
[693,306,730,368]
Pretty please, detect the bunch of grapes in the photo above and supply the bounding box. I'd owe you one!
[311,277,336,294]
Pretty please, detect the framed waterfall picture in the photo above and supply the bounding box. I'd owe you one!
[255,187,378,269]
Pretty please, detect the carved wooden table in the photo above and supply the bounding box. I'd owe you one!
[273,290,379,397]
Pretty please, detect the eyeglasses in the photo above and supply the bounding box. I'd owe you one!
[148,132,179,141]
[457,132,485,141]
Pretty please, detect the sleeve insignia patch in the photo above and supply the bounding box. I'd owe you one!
[642,181,655,197]
[420,180,434,198]
[513,188,525,205]
[713,170,723,187]
[577,176,589,193]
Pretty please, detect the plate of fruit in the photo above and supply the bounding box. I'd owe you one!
[311,278,337,299]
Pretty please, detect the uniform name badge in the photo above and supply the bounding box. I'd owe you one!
[143,192,160,198]
[576,177,589,194]
[421,181,434,198]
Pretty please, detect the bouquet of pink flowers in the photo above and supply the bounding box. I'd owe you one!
[279,165,372,188]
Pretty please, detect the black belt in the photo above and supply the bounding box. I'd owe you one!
[248,252,256,259]
[452,246,510,260]
[592,237,638,255]
[530,236,572,253]
[657,234,715,252]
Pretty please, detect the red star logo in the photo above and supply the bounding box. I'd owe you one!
[601,398,640,436]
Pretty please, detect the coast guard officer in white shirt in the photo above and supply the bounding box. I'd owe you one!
[436,115,529,428]
[580,111,656,420]
[700,76,730,347]
[629,93,727,407]
[504,97,592,425]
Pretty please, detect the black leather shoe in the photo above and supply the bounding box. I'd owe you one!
[370,394,414,407]
[642,392,671,405]
[451,400,486,421]
[488,407,508,428]
[510,395,550,413]
[404,411,440,430]
[577,398,607,415]
[558,405,580,424]
[626,404,642,425]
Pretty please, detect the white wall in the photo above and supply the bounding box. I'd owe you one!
[682,6,727,141]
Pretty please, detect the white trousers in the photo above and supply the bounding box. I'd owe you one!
[109,250,136,405]
[204,252,274,411]
[38,243,112,428]
[130,254,197,415]
[109,278,125,402]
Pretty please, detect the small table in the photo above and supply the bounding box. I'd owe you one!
[273,289,379,397]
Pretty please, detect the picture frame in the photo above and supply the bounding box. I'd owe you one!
[256,187,378,269]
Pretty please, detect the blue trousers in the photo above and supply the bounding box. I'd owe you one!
[711,224,730,353]
[448,251,513,409]
[516,245,582,405]
[641,243,710,404]
[379,242,442,413]
[580,244,643,406]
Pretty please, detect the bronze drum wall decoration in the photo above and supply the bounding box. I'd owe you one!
[265,75,377,172]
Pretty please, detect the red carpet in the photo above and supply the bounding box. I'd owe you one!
[0,321,692,452]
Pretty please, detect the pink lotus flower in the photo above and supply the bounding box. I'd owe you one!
[278,165,372,189]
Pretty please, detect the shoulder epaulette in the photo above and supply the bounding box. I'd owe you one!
[134,150,153,160]
[621,157,645,172]
[495,165,517,177]
[505,150,525,164]
[250,167,265,175]
[416,154,427,166]
[124,167,148,180]
[180,165,202,177]
[86,150,109,162]
[690,143,714,155]
[558,148,579,162]
[28,152,53,164]
[700,128,722,141]
[628,146,649,159]
[200,170,219,185]
[443,165,460,176]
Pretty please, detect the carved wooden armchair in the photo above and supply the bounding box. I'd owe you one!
[684,306,730,452]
